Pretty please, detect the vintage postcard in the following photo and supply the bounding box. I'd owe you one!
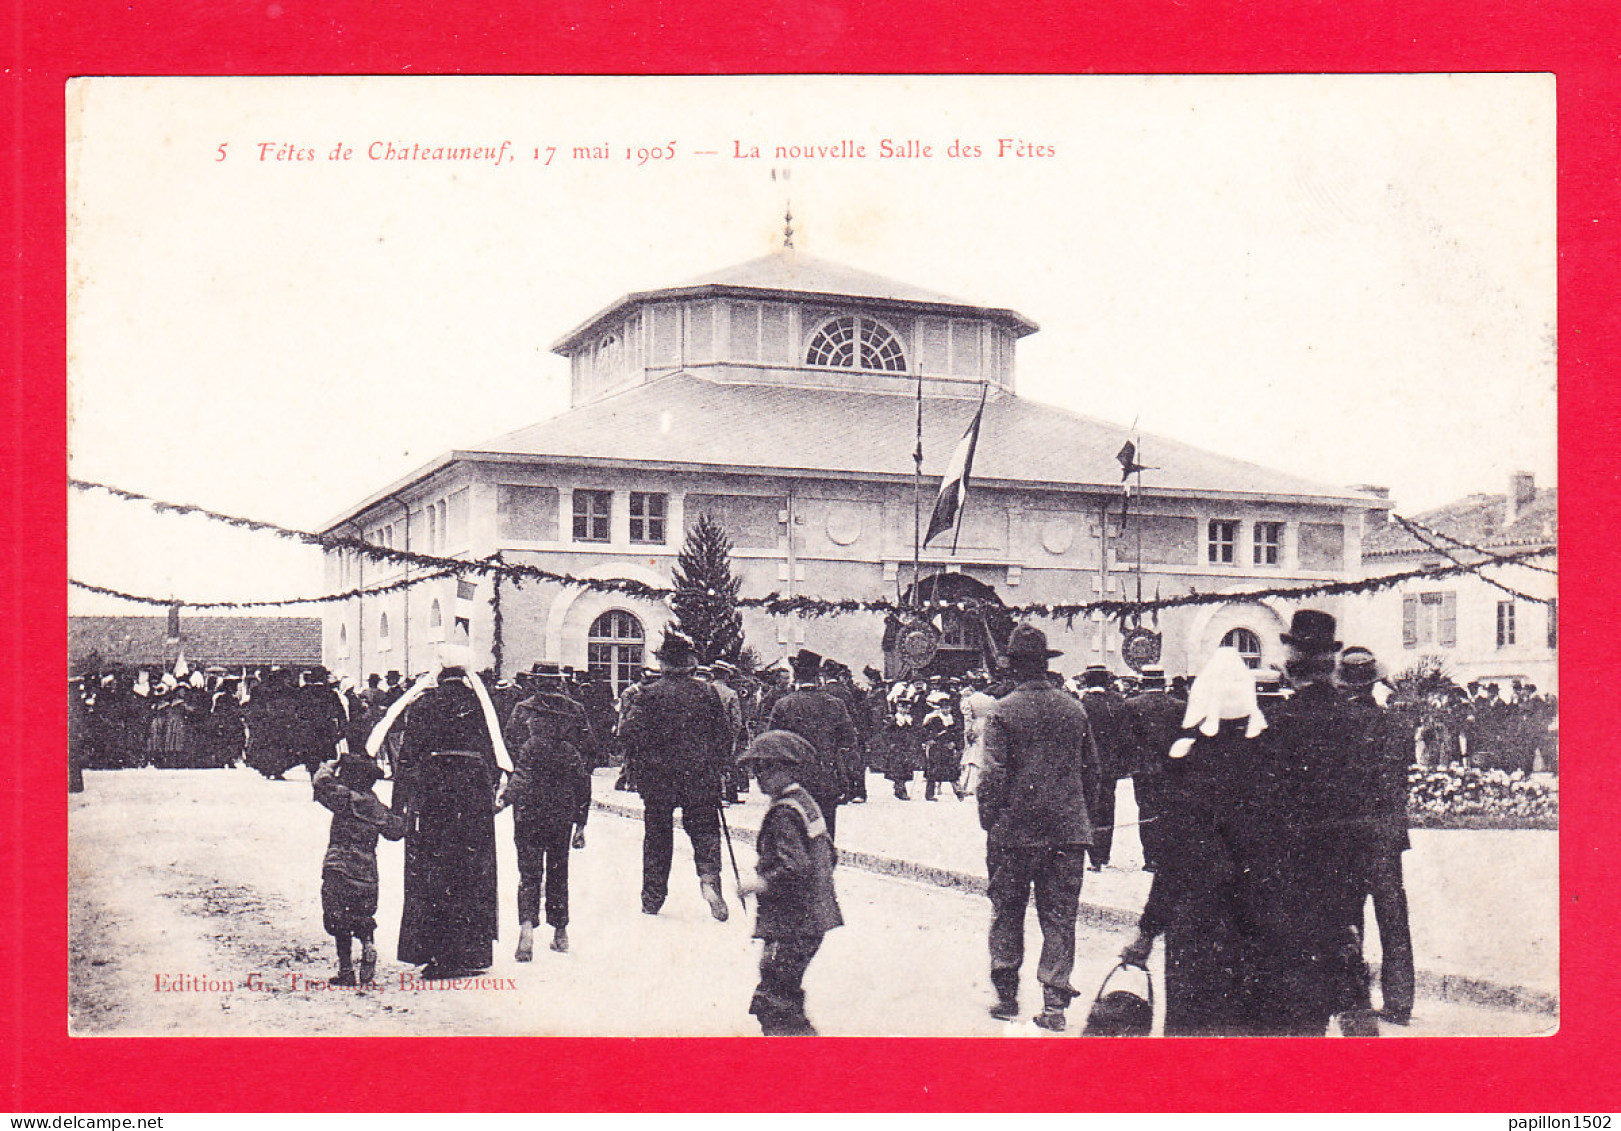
[65,74,1556,1044]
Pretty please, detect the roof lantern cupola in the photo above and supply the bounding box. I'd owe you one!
[552,244,1039,409]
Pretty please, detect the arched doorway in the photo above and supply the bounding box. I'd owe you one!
[885,572,1013,677]
[587,610,645,697]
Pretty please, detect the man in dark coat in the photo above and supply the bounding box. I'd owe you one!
[1124,665,1185,873]
[1256,610,1377,1036]
[1079,664,1132,870]
[620,631,733,921]
[711,661,751,801]
[245,668,305,779]
[293,668,347,777]
[1339,645,1415,1025]
[767,650,857,843]
[821,659,868,803]
[978,624,1100,1031]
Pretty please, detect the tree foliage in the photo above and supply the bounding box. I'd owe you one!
[671,512,745,665]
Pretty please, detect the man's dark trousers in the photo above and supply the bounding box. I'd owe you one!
[641,799,722,908]
[1369,850,1415,1019]
[1089,776,1119,867]
[987,843,1088,998]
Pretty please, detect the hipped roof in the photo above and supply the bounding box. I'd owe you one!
[551,249,1039,354]
[324,374,1380,529]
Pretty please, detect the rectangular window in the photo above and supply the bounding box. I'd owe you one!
[1409,590,1458,648]
[629,492,667,544]
[1207,520,1238,564]
[1547,598,1558,650]
[572,489,612,542]
[1253,521,1284,566]
[1497,600,1517,647]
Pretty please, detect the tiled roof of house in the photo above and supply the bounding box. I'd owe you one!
[1363,485,1558,557]
[551,248,1039,353]
[468,373,1370,503]
[68,616,323,670]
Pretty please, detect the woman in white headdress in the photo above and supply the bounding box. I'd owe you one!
[1119,646,1271,1036]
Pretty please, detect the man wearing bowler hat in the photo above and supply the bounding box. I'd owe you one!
[1257,609,1378,1036]
[978,623,1101,1031]
[619,630,734,921]
[768,649,857,844]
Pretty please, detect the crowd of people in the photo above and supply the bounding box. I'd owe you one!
[67,609,1557,1037]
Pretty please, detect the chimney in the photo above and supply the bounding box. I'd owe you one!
[1506,471,1536,527]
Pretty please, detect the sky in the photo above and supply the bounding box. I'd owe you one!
[66,74,1557,615]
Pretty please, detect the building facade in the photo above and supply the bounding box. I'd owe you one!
[1349,472,1558,693]
[320,248,1388,692]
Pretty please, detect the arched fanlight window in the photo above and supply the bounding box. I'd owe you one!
[1221,627,1263,669]
[378,612,391,650]
[428,598,444,642]
[337,624,349,658]
[806,316,907,372]
[587,610,645,697]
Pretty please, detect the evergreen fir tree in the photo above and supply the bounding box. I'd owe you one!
[671,512,745,664]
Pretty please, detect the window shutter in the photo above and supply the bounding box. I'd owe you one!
[1402,595,1418,647]
[1439,591,1458,647]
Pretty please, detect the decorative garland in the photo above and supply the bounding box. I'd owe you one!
[70,477,1557,622]
[1390,516,1553,606]
[490,550,505,679]
[69,567,463,609]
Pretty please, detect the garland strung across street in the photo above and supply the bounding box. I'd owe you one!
[1389,513,1558,600]
[70,477,1556,621]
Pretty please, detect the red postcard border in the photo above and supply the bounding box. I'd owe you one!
[7,0,1619,1112]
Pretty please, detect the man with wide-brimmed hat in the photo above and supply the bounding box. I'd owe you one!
[1338,644,1415,1025]
[767,649,857,843]
[978,623,1101,1031]
[619,630,734,920]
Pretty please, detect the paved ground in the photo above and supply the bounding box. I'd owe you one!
[666,770,1560,1002]
[68,767,1553,1038]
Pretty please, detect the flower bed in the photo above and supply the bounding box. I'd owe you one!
[1407,764,1558,829]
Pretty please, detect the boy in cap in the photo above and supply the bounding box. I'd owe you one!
[737,730,844,1036]
[312,752,406,985]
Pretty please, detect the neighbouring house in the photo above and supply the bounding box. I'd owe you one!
[1351,472,1557,693]
[69,614,324,675]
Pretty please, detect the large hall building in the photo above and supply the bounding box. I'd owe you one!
[318,246,1389,692]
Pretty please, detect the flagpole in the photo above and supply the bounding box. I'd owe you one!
[913,370,923,609]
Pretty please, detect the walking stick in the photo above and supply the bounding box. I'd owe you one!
[717,796,747,913]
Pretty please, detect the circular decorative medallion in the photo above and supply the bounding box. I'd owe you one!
[826,506,862,546]
[898,621,941,669]
[1041,518,1074,555]
[1121,628,1163,673]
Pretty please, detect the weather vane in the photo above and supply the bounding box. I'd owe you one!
[772,166,793,249]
